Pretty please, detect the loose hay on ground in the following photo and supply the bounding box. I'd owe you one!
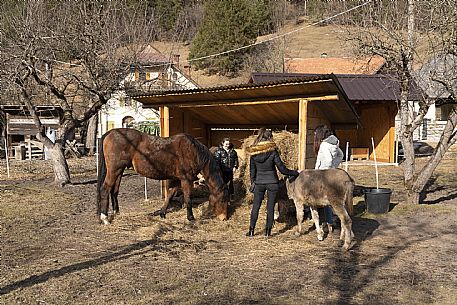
[2,153,457,304]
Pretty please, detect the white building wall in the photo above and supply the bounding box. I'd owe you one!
[99,66,197,136]
[395,101,445,143]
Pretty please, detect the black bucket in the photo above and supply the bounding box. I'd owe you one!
[364,188,392,214]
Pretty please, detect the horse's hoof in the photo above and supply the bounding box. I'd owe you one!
[160,212,166,219]
[216,214,227,221]
[187,215,195,221]
[100,213,110,225]
[273,212,280,221]
[294,231,301,237]
[343,240,357,251]
[317,235,324,241]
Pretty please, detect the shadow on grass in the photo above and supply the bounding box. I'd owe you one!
[0,226,191,296]
[420,176,457,204]
[323,220,439,305]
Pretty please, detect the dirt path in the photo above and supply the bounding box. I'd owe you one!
[1,157,456,304]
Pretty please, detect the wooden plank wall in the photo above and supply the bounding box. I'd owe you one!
[168,108,183,136]
[168,108,208,146]
[357,104,395,163]
[183,111,208,146]
[335,130,358,152]
[209,129,255,149]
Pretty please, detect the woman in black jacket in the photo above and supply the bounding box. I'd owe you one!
[246,128,299,237]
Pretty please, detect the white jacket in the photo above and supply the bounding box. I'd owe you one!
[315,135,344,169]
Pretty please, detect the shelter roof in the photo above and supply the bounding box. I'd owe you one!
[284,56,385,74]
[250,73,422,102]
[131,74,361,126]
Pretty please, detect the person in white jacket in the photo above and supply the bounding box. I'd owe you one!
[314,125,344,231]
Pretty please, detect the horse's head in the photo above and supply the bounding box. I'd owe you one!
[209,185,229,221]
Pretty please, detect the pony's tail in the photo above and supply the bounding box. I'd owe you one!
[96,132,108,215]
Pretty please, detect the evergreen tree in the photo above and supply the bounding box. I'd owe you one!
[151,0,183,33]
[189,0,272,74]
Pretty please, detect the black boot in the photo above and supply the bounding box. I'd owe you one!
[246,227,255,237]
[265,227,272,237]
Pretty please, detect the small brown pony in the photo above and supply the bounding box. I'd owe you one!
[97,128,229,224]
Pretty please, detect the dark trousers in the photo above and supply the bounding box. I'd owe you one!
[250,183,279,229]
[222,170,234,196]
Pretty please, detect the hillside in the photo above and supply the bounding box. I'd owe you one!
[152,19,352,88]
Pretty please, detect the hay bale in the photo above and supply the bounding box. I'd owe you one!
[238,130,299,204]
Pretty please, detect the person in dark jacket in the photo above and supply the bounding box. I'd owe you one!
[246,128,299,237]
[214,138,239,201]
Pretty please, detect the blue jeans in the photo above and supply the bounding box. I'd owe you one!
[324,206,333,225]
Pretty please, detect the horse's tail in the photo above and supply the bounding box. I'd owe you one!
[345,174,355,216]
[96,132,108,215]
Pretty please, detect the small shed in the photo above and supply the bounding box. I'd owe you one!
[1,105,63,159]
[132,74,360,169]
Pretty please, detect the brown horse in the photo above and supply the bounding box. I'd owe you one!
[97,128,229,224]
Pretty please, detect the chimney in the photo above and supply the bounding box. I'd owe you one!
[184,65,191,77]
[172,54,180,68]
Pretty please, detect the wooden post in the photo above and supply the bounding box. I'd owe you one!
[27,135,32,160]
[389,106,396,163]
[160,106,170,137]
[395,130,399,165]
[345,142,349,172]
[96,137,99,178]
[160,106,170,199]
[298,99,308,170]
[144,177,148,201]
[371,137,379,189]
[4,138,10,178]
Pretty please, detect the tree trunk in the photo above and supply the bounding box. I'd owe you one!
[398,75,417,203]
[48,142,71,186]
[405,189,420,205]
[401,131,418,204]
[412,107,457,202]
[400,0,418,203]
[85,114,98,155]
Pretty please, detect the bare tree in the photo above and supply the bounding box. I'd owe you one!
[344,0,457,204]
[0,0,155,186]
[243,41,286,74]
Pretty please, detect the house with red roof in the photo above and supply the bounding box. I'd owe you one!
[99,45,198,134]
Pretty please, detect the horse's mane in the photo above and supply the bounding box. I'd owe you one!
[186,135,225,190]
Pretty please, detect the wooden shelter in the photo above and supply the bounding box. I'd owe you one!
[249,73,411,163]
[132,75,361,169]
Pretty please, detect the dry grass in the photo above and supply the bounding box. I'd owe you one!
[1,155,457,304]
